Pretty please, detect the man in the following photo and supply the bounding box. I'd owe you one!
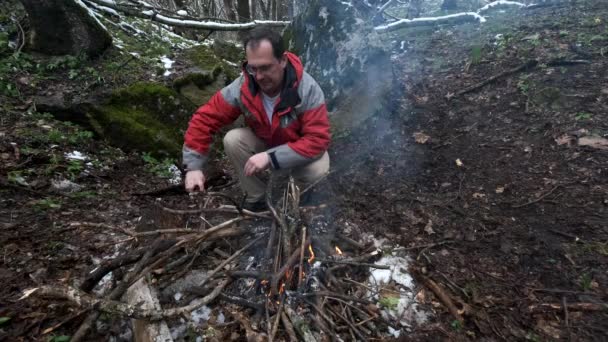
[182,27,331,211]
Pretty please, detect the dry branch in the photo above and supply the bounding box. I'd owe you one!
[24,279,229,320]
[86,0,289,31]
[528,302,608,312]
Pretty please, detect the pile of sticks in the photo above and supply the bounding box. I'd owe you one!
[23,177,391,341]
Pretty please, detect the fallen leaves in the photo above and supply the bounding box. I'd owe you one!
[578,136,608,150]
[413,132,431,144]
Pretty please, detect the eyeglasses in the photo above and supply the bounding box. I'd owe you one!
[245,62,277,76]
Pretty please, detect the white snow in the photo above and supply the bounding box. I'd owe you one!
[369,255,413,288]
[65,151,87,160]
[168,164,182,184]
[174,292,183,302]
[160,55,175,76]
[177,10,188,16]
[190,305,212,323]
[376,12,486,32]
[478,0,526,12]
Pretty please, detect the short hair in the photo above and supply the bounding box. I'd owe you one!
[243,26,285,60]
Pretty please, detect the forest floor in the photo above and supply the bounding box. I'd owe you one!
[1,0,607,341]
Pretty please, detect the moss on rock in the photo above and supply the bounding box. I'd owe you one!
[88,82,195,156]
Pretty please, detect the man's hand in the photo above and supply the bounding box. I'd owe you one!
[244,152,270,176]
[185,170,205,192]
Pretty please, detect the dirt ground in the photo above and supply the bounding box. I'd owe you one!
[1,0,607,341]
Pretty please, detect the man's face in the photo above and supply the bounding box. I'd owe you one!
[245,39,286,96]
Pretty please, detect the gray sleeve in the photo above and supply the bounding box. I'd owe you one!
[182,145,208,171]
[266,144,320,170]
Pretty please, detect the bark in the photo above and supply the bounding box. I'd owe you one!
[19,0,112,57]
[223,0,237,21]
[236,0,251,39]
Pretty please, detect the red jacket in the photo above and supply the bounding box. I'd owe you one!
[183,52,330,170]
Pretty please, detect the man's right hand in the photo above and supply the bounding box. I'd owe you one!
[185,170,205,192]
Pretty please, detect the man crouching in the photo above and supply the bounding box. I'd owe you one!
[182,26,330,211]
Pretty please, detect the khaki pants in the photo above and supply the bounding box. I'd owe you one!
[223,128,330,203]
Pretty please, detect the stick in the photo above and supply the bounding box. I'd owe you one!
[281,312,298,341]
[298,226,307,289]
[68,221,135,237]
[41,309,87,335]
[270,295,285,341]
[160,203,271,218]
[198,236,262,288]
[412,269,466,324]
[271,238,310,294]
[528,302,607,312]
[512,185,560,208]
[452,60,538,98]
[319,259,391,269]
[284,306,317,342]
[24,279,229,320]
[80,249,145,292]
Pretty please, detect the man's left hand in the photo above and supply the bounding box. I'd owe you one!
[244,152,270,176]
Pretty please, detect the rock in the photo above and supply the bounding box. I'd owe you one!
[287,0,395,131]
[51,179,82,193]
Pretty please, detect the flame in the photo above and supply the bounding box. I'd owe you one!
[308,244,315,264]
[335,246,343,255]
[279,282,285,294]
[261,279,269,285]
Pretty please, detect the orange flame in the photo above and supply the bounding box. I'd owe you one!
[279,282,285,294]
[308,244,315,264]
[261,279,269,285]
[335,246,343,255]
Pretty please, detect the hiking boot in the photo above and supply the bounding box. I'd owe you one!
[242,200,267,212]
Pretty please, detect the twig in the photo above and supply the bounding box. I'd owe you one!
[271,238,310,294]
[68,221,135,237]
[298,292,372,305]
[512,185,560,208]
[24,279,229,320]
[270,295,285,342]
[80,249,145,292]
[319,259,391,269]
[394,240,453,251]
[15,17,25,53]
[298,226,307,289]
[452,60,538,98]
[41,309,87,335]
[301,171,331,195]
[199,236,262,288]
[281,311,298,341]
[528,302,607,312]
[563,296,571,341]
[412,269,466,324]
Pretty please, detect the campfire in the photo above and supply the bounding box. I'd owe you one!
[22,176,427,341]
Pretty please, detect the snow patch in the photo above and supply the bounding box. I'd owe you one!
[160,55,175,76]
[177,10,188,16]
[65,151,87,160]
[190,305,212,324]
[478,0,526,12]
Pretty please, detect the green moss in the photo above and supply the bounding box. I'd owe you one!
[185,45,223,72]
[185,44,240,84]
[212,40,243,63]
[88,82,195,156]
[173,72,216,89]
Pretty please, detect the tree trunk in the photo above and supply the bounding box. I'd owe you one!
[257,0,269,19]
[222,0,237,21]
[19,0,112,57]
[250,0,257,19]
[236,0,251,22]
[288,0,395,130]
